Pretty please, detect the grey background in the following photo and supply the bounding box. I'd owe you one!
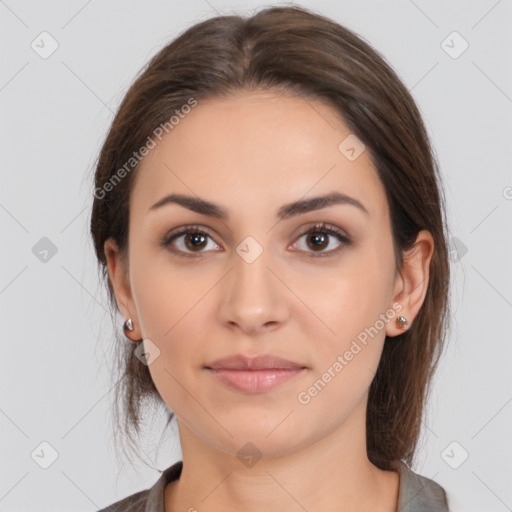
[1,0,511,511]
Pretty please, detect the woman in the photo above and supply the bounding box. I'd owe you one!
[91,5,452,511]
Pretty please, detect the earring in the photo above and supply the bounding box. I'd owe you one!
[396,316,408,330]
[123,318,134,336]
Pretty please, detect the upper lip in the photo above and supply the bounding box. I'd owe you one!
[205,354,306,370]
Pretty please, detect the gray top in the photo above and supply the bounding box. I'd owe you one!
[96,460,449,511]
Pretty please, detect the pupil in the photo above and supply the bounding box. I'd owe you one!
[309,232,327,250]
[187,233,206,249]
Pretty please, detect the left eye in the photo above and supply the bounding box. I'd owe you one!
[292,223,351,257]
[161,223,351,257]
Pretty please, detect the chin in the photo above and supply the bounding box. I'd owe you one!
[197,414,312,460]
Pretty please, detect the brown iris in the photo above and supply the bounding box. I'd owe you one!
[306,232,329,251]
[185,232,208,251]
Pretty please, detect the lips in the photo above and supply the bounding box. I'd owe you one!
[205,354,306,371]
[204,354,307,393]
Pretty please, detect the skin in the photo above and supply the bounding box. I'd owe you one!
[104,90,434,512]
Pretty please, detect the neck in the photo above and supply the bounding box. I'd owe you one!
[164,403,399,512]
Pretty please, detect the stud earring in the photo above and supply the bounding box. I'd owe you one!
[123,318,134,336]
[396,316,408,330]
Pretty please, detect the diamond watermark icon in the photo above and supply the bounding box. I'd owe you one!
[134,338,161,366]
[441,441,469,469]
[31,31,59,59]
[32,237,58,263]
[448,236,468,263]
[31,441,59,469]
[338,134,365,161]
[441,31,469,59]
[236,236,263,264]
[237,442,262,468]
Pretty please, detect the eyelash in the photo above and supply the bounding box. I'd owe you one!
[160,222,352,259]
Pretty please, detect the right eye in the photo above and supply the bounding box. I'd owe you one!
[160,225,222,257]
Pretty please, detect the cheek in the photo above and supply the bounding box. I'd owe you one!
[130,249,211,339]
[299,261,391,354]
[295,286,388,428]
[296,252,393,402]
[128,263,204,403]
[297,315,386,424]
[131,266,217,408]
[141,311,208,421]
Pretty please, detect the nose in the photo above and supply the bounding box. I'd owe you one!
[218,246,289,335]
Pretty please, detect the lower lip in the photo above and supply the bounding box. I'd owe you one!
[206,368,305,393]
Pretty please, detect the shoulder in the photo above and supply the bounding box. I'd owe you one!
[96,489,149,512]
[396,461,450,512]
[96,460,183,512]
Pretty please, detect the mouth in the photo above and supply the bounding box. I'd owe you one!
[205,368,306,393]
[204,354,307,393]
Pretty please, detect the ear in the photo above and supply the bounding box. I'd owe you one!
[386,230,435,337]
[104,238,143,340]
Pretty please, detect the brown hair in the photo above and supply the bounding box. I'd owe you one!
[90,5,451,472]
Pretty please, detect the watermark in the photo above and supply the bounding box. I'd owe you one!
[134,338,161,366]
[440,31,469,59]
[94,97,198,200]
[31,441,59,469]
[237,441,263,468]
[441,441,469,469]
[31,31,59,59]
[338,133,365,161]
[236,236,264,264]
[448,236,468,263]
[297,302,403,405]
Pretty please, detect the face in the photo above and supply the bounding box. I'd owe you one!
[107,90,406,459]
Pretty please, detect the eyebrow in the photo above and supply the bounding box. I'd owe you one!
[148,191,369,220]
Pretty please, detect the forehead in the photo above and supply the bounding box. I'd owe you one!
[131,91,387,222]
